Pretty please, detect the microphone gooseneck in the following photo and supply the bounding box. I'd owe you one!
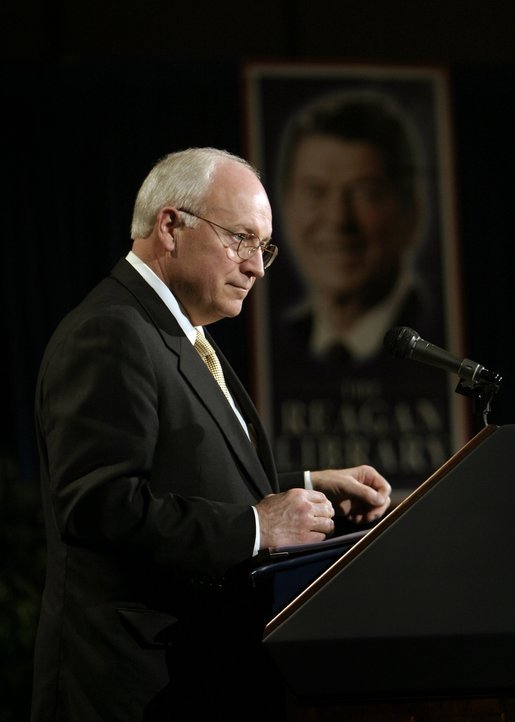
[383,326,501,385]
[383,326,502,430]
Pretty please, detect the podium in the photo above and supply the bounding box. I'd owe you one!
[257,424,515,721]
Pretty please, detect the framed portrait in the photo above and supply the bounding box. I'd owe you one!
[243,61,468,502]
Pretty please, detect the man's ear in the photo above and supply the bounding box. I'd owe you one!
[158,208,181,250]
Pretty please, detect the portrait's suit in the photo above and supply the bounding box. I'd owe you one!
[31,258,300,722]
[267,282,452,492]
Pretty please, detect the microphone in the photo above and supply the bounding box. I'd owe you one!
[383,326,501,385]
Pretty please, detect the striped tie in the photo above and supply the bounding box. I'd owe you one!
[194,331,231,403]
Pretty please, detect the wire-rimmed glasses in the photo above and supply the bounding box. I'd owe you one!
[178,208,278,270]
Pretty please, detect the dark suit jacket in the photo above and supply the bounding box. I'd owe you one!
[31,259,301,722]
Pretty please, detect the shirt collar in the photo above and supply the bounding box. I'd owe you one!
[125,251,198,344]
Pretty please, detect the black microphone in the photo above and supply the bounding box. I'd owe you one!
[383,326,502,385]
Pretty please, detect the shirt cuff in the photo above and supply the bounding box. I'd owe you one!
[304,470,313,490]
[252,506,260,556]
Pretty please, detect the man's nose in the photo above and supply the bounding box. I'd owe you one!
[325,190,358,230]
[325,190,351,219]
[240,250,265,278]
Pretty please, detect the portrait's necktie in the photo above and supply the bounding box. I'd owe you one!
[194,331,231,403]
[325,343,352,365]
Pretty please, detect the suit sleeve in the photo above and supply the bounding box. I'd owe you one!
[36,308,257,580]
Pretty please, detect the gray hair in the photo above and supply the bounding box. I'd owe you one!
[130,147,259,239]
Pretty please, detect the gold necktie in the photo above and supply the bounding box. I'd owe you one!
[194,331,231,402]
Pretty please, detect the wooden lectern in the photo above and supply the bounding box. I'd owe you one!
[255,424,515,721]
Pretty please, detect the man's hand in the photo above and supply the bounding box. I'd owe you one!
[310,465,392,524]
[256,488,335,549]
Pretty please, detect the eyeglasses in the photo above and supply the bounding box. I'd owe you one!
[178,208,278,270]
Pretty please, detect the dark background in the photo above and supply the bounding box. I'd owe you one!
[2,1,515,718]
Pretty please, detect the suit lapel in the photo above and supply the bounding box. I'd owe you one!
[205,331,279,487]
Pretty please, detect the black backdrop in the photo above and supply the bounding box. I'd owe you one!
[4,59,514,482]
[2,57,515,719]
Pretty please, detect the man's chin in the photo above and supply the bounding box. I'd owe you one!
[312,275,363,298]
[221,301,245,319]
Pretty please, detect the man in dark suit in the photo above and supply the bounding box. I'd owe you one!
[30,147,391,722]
